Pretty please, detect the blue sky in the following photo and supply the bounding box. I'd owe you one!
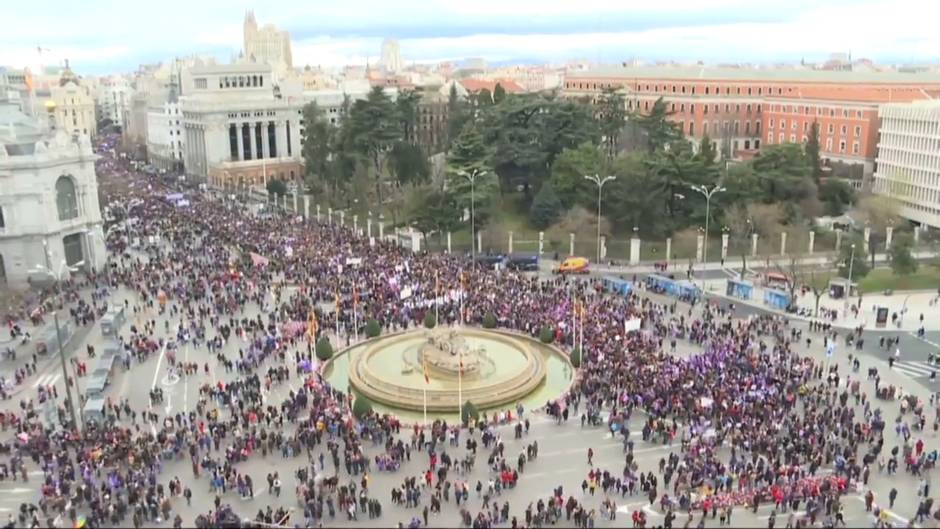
[2,0,937,74]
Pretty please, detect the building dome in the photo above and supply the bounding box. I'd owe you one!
[58,60,80,87]
[44,100,57,110]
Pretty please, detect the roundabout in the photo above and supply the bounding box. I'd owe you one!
[324,327,574,418]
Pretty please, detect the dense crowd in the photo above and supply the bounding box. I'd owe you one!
[0,135,937,529]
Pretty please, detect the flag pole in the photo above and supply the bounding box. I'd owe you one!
[335,292,340,342]
[579,300,584,357]
[458,348,463,421]
[353,287,358,343]
[435,272,440,326]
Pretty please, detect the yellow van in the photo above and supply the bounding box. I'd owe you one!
[554,256,590,274]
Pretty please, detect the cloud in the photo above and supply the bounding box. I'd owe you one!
[1,0,936,74]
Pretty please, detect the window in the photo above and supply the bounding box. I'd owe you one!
[839,140,846,152]
[780,120,785,130]
[856,110,863,118]
[688,122,694,135]
[703,105,708,115]
[705,87,710,95]
[852,141,860,154]
[713,104,719,113]
[767,133,773,144]
[756,120,762,134]
[828,123,834,134]
[55,176,79,221]
[62,233,83,267]
[745,121,751,134]
[779,133,785,143]
[690,104,695,114]
[194,78,207,89]
[854,126,861,137]
[757,104,762,113]
[825,138,832,150]
[790,134,796,143]
[792,121,797,131]
[0,206,4,228]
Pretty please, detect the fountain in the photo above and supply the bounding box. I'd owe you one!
[332,327,572,415]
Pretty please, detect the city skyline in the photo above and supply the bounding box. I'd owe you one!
[2,0,939,75]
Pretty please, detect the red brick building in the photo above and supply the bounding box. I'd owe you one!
[564,66,940,182]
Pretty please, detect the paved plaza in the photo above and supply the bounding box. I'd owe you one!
[1,140,940,529]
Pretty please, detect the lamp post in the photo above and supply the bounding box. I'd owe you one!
[457,169,487,265]
[37,240,83,435]
[583,174,617,263]
[689,184,726,269]
[845,243,856,313]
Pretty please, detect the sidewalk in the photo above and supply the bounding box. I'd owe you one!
[704,276,940,332]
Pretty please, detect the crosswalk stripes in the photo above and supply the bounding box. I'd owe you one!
[891,360,937,379]
[31,373,62,389]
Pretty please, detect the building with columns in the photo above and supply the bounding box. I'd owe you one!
[180,62,303,187]
[0,99,105,288]
[146,76,184,173]
[873,100,940,229]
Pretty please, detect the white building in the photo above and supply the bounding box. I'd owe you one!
[0,100,105,288]
[48,64,97,139]
[146,79,184,172]
[873,100,940,228]
[95,75,133,129]
[243,10,293,74]
[180,62,304,187]
[380,38,403,74]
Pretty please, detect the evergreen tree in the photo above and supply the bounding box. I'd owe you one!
[596,87,626,161]
[493,83,507,104]
[630,97,682,153]
[446,125,497,230]
[805,121,822,184]
[446,83,469,151]
[529,181,564,229]
[889,233,918,276]
[697,134,717,165]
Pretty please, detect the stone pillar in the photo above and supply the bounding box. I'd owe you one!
[353,215,358,234]
[569,233,575,256]
[508,231,514,255]
[261,122,270,159]
[721,233,729,260]
[447,232,452,254]
[863,226,871,253]
[835,229,843,251]
[379,221,385,239]
[327,207,333,225]
[477,231,483,254]
[339,210,345,227]
[665,237,672,265]
[411,230,421,252]
[248,123,257,160]
[695,234,704,262]
[629,236,640,265]
[367,217,372,238]
[316,204,321,223]
[751,233,758,257]
[886,226,894,249]
[808,231,815,254]
[237,123,246,161]
[293,192,298,213]
[914,226,921,244]
[538,231,544,256]
[304,195,312,219]
[780,232,787,256]
[601,236,608,260]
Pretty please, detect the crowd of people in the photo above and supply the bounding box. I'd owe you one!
[0,134,937,528]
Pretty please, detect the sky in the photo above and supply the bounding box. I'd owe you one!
[2,0,939,75]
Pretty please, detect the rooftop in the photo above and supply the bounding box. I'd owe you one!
[568,65,940,84]
[190,63,273,75]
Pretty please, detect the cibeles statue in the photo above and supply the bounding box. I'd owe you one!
[421,328,483,378]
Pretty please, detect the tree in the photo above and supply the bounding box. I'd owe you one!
[596,87,626,161]
[630,97,682,153]
[347,86,402,206]
[569,347,581,368]
[482,312,497,329]
[301,102,335,196]
[696,134,717,165]
[446,125,497,231]
[396,89,421,143]
[315,337,334,361]
[266,179,288,198]
[475,88,493,108]
[529,181,565,229]
[539,326,554,343]
[364,319,382,338]
[446,83,469,151]
[889,233,918,276]
[603,153,664,235]
[461,400,480,424]
[724,204,754,276]
[805,121,822,184]
[838,236,870,280]
[409,186,460,246]
[818,179,856,216]
[352,392,373,419]
[389,141,430,187]
[493,83,507,104]
[423,312,437,329]
[549,142,604,208]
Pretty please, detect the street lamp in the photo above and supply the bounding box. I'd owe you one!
[584,174,617,262]
[689,184,726,269]
[845,243,856,313]
[457,169,487,265]
[35,240,84,435]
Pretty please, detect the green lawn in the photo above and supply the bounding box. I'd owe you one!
[857,266,940,293]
